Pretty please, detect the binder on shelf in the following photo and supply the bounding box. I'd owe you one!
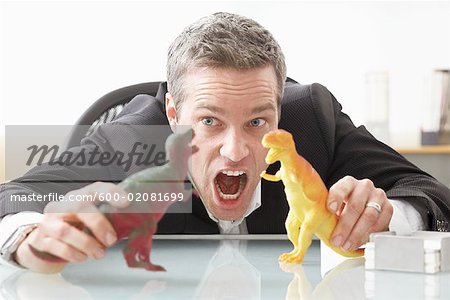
[422,69,450,145]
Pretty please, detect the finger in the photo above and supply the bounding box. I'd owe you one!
[369,200,393,233]
[76,210,117,247]
[44,191,95,215]
[44,201,72,214]
[30,235,87,263]
[327,176,358,214]
[40,218,105,260]
[331,179,374,248]
[46,185,119,247]
[342,189,386,250]
[336,202,345,217]
[358,204,393,247]
[87,182,130,209]
[45,182,130,214]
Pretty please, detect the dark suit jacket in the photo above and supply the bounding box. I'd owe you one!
[1,80,449,233]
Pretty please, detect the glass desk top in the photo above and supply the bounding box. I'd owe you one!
[1,235,449,299]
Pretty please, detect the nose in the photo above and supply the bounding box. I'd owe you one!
[219,129,249,163]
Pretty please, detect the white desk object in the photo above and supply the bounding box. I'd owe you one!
[365,231,450,273]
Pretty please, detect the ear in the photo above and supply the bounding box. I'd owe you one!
[165,92,177,132]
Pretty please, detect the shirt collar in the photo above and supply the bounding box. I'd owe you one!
[205,181,262,232]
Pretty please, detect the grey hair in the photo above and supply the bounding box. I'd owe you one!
[167,12,286,114]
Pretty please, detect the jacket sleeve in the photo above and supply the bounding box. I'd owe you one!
[0,130,127,218]
[311,83,450,232]
[0,94,169,218]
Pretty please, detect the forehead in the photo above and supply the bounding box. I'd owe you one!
[182,66,278,112]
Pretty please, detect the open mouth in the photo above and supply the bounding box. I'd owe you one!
[214,170,248,200]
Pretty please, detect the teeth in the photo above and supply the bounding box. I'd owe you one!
[221,170,245,176]
[215,175,245,200]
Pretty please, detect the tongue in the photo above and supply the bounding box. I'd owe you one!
[216,173,240,194]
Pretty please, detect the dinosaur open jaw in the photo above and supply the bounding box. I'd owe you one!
[214,171,247,200]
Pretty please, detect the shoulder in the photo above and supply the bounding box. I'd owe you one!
[281,80,338,135]
[112,94,168,126]
[282,81,335,114]
[280,81,337,132]
[279,81,338,175]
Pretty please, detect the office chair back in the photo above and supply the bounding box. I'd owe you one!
[65,82,162,149]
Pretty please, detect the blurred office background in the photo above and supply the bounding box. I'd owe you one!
[1,0,449,182]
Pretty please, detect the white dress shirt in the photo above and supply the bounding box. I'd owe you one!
[202,181,425,235]
[205,182,262,234]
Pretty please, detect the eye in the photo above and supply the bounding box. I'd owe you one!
[250,118,266,127]
[201,117,216,126]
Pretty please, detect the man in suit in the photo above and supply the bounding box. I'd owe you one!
[1,12,449,273]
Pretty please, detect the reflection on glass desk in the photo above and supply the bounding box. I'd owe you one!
[1,235,449,299]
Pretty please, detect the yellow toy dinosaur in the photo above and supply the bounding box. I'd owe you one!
[260,129,364,263]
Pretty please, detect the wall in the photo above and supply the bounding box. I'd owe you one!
[1,0,449,180]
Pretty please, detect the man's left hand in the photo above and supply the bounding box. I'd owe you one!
[327,175,393,251]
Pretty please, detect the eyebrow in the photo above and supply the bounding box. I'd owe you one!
[251,103,277,115]
[194,104,225,114]
[194,103,277,115]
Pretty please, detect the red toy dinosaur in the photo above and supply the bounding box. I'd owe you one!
[29,128,197,271]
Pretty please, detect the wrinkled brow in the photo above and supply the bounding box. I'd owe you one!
[193,104,225,114]
[251,103,277,115]
[194,103,276,115]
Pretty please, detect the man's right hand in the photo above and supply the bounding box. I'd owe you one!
[14,182,129,273]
